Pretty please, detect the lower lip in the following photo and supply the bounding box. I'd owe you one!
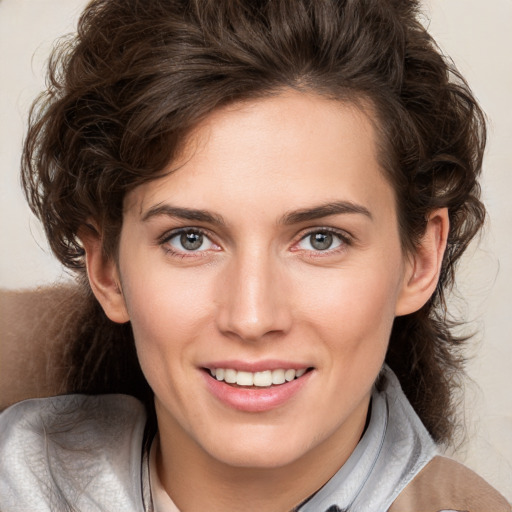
[202,370,312,413]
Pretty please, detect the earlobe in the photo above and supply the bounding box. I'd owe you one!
[395,208,449,316]
[79,224,130,324]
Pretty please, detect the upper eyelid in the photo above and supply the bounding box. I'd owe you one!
[157,225,353,251]
[296,226,353,243]
[158,226,212,243]
[156,222,234,247]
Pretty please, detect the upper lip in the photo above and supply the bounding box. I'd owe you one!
[200,359,312,372]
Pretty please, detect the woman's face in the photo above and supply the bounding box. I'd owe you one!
[115,91,412,469]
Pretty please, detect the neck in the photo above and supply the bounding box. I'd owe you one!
[155,397,370,512]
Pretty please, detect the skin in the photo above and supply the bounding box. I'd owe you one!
[85,91,448,511]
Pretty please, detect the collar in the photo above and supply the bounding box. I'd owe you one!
[297,365,437,512]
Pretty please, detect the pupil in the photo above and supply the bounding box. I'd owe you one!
[311,232,332,250]
[181,231,203,250]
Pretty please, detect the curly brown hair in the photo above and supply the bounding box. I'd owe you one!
[22,0,486,444]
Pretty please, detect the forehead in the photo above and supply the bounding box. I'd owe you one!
[125,91,396,223]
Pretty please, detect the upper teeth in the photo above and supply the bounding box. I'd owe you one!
[210,368,307,387]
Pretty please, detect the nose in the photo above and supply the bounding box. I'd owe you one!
[215,249,292,342]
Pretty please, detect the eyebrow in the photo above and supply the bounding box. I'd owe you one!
[141,204,226,225]
[141,200,372,226]
[280,201,373,225]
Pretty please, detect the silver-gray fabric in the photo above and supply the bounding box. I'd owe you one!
[0,366,437,511]
[0,394,150,511]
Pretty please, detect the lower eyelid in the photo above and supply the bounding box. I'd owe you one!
[294,230,351,250]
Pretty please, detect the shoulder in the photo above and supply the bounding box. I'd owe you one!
[0,393,146,447]
[0,394,147,512]
[388,455,511,512]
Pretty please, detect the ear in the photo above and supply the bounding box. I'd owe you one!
[395,208,449,316]
[79,224,130,324]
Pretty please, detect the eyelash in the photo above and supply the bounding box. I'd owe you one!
[293,227,353,256]
[158,227,219,258]
[158,226,353,259]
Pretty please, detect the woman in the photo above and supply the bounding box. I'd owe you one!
[0,0,509,510]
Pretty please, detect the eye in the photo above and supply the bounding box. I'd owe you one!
[296,230,346,252]
[165,229,217,253]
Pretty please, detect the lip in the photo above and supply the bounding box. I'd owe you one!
[201,363,313,413]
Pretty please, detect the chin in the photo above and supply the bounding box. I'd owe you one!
[198,423,322,470]
[212,444,306,470]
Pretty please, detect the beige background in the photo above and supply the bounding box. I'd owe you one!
[1,0,511,500]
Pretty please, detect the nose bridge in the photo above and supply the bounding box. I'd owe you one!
[217,244,290,341]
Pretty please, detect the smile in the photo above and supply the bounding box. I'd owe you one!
[209,368,307,387]
[202,364,314,412]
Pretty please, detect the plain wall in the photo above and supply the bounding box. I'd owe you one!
[1,0,511,500]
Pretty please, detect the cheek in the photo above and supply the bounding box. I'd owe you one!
[122,256,213,331]
[298,265,401,338]
[119,263,215,383]
[292,255,403,389]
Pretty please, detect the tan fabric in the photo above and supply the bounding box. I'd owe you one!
[0,285,84,410]
[388,456,511,512]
